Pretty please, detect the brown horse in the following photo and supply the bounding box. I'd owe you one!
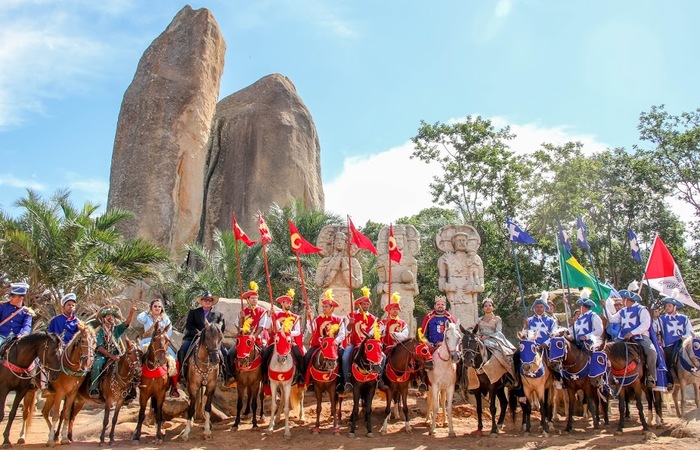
[132,323,170,444]
[182,320,223,441]
[604,340,660,434]
[41,325,96,446]
[379,338,431,435]
[62,338,143,446]
[309,336,342,435]
[229,333,263,431]
[0,332,64,448]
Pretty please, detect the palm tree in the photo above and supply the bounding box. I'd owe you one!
[0,189,170,323]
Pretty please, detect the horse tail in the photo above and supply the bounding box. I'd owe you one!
[508,388,518,424]
[290,385,304,415]
[23,389,37,434]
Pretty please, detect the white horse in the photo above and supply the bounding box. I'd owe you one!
[266,330,304,439]
[426,322,462,438]
[672,333,700,417]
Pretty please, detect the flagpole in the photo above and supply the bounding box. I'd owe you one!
[388,224,393,312]
[582,244,610,324]
[296,252,312,318]
[347,216,354,313]
[262,242,276,333]
[232,213,245,320]
[510,239,527,319]
[555,233,572,326]
[638,233,658,307]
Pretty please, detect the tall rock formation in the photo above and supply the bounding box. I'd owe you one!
[107,6,225,257]
[198,74,324,248]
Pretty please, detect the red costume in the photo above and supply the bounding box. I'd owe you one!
[241,305,269,346]
[347,310,377,346]
[380,317,407,347]
[310,314,343,347]
[272,309,304,350]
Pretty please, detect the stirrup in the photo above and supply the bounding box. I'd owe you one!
[343,382,353,394]
[418,382,428,392]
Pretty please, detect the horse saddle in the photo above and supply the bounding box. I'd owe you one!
[0,336,19,362]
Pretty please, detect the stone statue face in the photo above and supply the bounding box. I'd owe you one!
[333,232,347,252]
[452,234,468,252]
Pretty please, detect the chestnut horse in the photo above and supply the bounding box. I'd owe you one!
[379,338,431,435]
[182,320,223,441]
[0,332,64,447]
[518,331,553,436]
[230,333,263,431]
[309,336,342,435]
[132,323,170,444]
[42,326,95,446]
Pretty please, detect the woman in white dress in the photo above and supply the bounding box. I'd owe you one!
[474,298,516,382]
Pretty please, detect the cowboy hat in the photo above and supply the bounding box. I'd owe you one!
[197,291,219,306]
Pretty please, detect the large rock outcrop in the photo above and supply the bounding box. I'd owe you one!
[107,6,225,257]
[198,74,324,248]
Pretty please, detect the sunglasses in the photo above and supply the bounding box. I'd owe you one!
[201,298,214,302]
[152,305,162,309]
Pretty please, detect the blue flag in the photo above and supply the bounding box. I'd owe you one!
[628,228,642,263]
[506,217,536,244]
[576,215,589,250]
[558,220,571,252]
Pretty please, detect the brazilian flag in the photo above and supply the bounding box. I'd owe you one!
[558,245,611,313]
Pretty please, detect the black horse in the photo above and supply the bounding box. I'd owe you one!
[348,337,383,438]
[461,330,510,436]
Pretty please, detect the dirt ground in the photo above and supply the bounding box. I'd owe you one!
[4,388,700,450]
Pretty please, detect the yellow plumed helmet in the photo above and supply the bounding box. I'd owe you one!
[242,281,259,300]
[361,286,371,298]
[282,316,296,333]
[325,289,333,300]
[385,291,402,312]
[328,323,340,338]
[287,288,295,298]
[250,281,259,292]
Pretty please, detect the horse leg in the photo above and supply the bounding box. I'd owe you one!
[2,389,23,447]
[203,385,215,440]
[330,387,340,434]
[65,396,84,443]
[182,384,198,441]
[108,399,124,445]
[523,399,532,434]
[429,386,439,436]
[497,388,508,429]
[42,390,58,446]
[673,383,681,417]
[446,386,456,437]
[18,389,36,445]
[489,388,499,436]
[636,388,649,431]
[381,386,392,435]
[586,388,599,430]
[653,391,663,426]
[348,387,359,437]
[365,385,375,437]
[401,386,411,433]
[132,391,148,443]
[283,384,292,439]
[232,386,244,430]
[99,402,111,446]
[540,388,550,436]
[251,384,260,429]
[565,387,575,433]
[266,382,277,434]
[314,388,323,434]
[154,392,166,443]
[474,390,483,434]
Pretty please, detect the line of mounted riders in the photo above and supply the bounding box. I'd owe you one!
[0,278,699,445]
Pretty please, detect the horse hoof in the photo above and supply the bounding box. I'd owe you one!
[231,425,239,431]
[347,432,355,438]
[644,431,657,441]
[284,434,291,440]
[98,443,104,448]
[542,432,549,438]
[489,432,497,438]
[181,435,189,442]
[522,432,530,437]
[449,432,457,438]
[203,432,212,440]
[59,439,70,445]
[3,443,12,449]
[312,428,320,435]
[614,430,623,436]
[472,430,483,436]
[132,439,140,445]
[16,439,24,446]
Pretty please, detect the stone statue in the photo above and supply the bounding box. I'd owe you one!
[436,224,484,329]
[315,225,363,317]
[375,225,420,335]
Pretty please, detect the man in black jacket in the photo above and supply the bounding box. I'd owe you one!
[177,291,227,382]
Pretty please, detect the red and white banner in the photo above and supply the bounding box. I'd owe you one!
[643,235,699,310]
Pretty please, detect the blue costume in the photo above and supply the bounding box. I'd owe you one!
[659,297,692,385]
[421,310,457,345]
[526,314,557,345]
[0,301,33,344]
[48,314,80,344]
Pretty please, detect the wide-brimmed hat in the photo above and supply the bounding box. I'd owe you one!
[9,282,29,296]
[197,291,219,306]
[276,289,295,305]
[97,304,122,319]
[531,291,550,311]
[576,289,596,310]
[321,289,340,308]
[61,293,77,306]
[241,281,259,300]
[354,286,372,307]
[384,292,402,312]
[662,297,683,308]
[619,289,642,303]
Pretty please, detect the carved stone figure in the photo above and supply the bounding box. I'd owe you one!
[315,225,363,317]
[374,225,420,335]
[436,224,484,329]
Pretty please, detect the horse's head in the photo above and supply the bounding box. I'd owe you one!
[123,338,144,378]
[460,329,482,368]
[443,322,463,362]
[237,334,256,363]
[202,321,224,364]
[274,331,293,362]
[357,338,383,374]
[690,334,700,361]
[519,335,542,375]
[42,332,65,380]
[148,323,170,368]
[589,351,609,386]
[315,337,339,372]
[548,336,567,371]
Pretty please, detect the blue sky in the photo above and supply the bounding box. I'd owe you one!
[1,1,698,226]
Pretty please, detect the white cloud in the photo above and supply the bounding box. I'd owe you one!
[0,174,45,191]
[495,0,513,17]
[324,117,611,225]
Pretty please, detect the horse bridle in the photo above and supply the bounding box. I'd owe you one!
[110,343,143,398]
[436,328,462,362]
[191,330,221,384]
[62,332,94,375]
[144,332,170,370]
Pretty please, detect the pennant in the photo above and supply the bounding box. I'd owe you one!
[558,245,611,312]
[628,228,642,263]
[388,224,402,263]
[232,213,257,247]
[288,219,322,254]
[258,212,272,245]
[576,215,589,250]
[643,235,699,309]
[348,217,378,255]
[558,220,571,252]
[506,217,536,244]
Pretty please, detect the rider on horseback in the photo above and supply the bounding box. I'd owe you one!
[261,291,306,388]
[89,304,137,398]
[378,292,409,383]
[658,290,693,387]
[418,295,457,392]
[342,287,383,393]
[304,289,346,389]
[48,293,80,345]
[229,282,270,385]
[474,297,516,385]
[605,284,658,388]
[568,288,604,350]
[0,282,33,354]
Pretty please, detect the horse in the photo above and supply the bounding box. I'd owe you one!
[229,333,263,431]
[41,325,96,446]
[671,334,700,417]
[308,336,342,435]
[0,332,64,447]
[518,331,554,436]
[132,323,171,444]
[348,336,383,438]
[182,320,224,441]
[461,329,510,436]
[548,336,607,432]
[266,329,304,439]
[380,338,431,435]
[604,340,660,434]
[427,322,462,438]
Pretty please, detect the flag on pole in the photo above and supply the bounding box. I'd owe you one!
[348,217,378,255]
[288,219,322,254]
[558,244,611,312]
[576,215,589,250]
[628,228,642,263]
[232,213,257,247]
[558,220,571,252]
[257,212,272,244]
[506,217,537,244]
[643,235,699,309]
[388,224,402,263]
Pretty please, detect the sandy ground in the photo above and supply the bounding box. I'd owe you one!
[3,387,700,450]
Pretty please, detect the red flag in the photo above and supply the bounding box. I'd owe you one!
[644,235,699,309]
[348,217,377,255]
[289,219,322,254]
[388,224,402,263]
[258,212,272,245]
[232,213,257,247]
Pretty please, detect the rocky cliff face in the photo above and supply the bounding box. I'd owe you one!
[198,74,325,247]
[107,6,225,257]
